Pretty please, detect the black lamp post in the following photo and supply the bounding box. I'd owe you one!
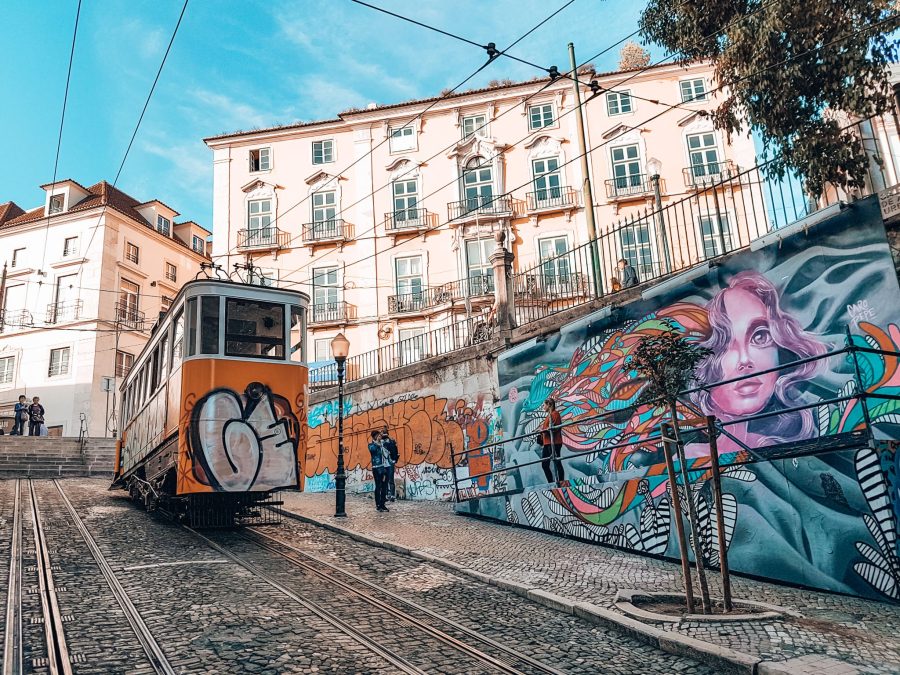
[331,332,350,518]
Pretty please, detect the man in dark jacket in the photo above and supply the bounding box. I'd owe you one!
[381,426,400,502]
[617,258,639,288]
[12,395,28,436]
[368,430,392,512]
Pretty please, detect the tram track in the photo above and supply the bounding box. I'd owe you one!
[2,479,23,675]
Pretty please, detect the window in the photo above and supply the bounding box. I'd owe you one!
[392,179,419,222]
[49,194,65,214]
[538,237,571,287]
[532,157,561,202]
[161,296,173,314]
[462,114,487,139]
[53,273,78,322]
[156,215,171,236]
[686,132,720,179]
[398,327,427,365]
[63,237,78,257]
[312,140,334,164]
[620,221,656,280]
[462,157,493,212]
[165,263,177,282]
[610,144,643,194]
[172,309,184,368]
[200,296,220,355]
[11,248,25,268]
[185,298,197,356]
[606,90,633,115]
[389,125,416,152]
[125,242,139,264]
[528,103,554,130]
[48,347,70,377]
[465,238,496,295]
[118,279,140,325]
[314,338,331,363]
[192,235,205,254]
[115,350,134,378]
[0,356,14,384]
[247,199,273,245]
[699,214,733,258]
[249,147,271,172]
[680,78,707,103]
[395,256,424,303]
[311,191,338,239]
[225,298,285,359]
[312,266,339,320]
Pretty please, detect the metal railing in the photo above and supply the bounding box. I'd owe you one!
[683,160,737,188]
[605,174,654,199]
[302,219,352,243]
[237,227,291,250]
[387,274,495,315]
[385,208,433,232]
[526,186,578,211]
[310,313,495,389]
[46,299,83,324]
[115,302,146,331]
[0,309,33,330]
[309,301,356,325]
[388,291,430,314]
[447,194,512,221]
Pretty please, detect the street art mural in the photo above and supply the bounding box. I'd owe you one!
[459,196,900,601]
[307,394,502,500]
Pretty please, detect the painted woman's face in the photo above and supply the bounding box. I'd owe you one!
[709,288,779,417]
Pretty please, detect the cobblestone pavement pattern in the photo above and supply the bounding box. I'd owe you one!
[279,491,900,674]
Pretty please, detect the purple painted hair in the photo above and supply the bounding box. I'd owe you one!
[694,271,828,444]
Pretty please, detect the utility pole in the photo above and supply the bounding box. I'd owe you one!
[0,261,7,332]
[569,42,603,297]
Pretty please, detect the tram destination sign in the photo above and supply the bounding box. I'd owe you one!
[878,183,900,222]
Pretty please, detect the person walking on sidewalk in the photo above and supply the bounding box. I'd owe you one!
[12,395,28,436]
[538,398,566,485]
[28,396,45,437]
[381,426,400,502]
[369,430,393,512]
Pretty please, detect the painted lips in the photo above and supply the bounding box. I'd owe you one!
[735,379,763,396]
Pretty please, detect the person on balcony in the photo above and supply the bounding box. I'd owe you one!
[617,258,639,288]
[538,398,566,485]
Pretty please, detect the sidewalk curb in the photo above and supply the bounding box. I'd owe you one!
[278,507,762,674]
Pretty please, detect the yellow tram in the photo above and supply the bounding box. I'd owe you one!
[112,278,309,526]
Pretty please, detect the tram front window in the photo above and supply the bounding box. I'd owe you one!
[225,298,285,359]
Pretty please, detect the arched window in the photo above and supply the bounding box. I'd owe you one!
[463,157,493,212]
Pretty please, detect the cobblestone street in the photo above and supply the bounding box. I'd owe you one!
[1,478,716,673]
[278,491,900,675]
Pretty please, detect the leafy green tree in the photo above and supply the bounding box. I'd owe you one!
[639,1,899,196]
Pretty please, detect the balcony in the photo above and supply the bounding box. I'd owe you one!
[515,272,591,301]
[115,302,146,331]
[309,301,356,326]
[1,309,33,331]
[447,194,512,222]
[237,227,291,251]
[683,160,737,188]
[388,292,430,314]
[605,174,654,199]
[302,219,352,244]
[46,300,83,324]
[384,208,433,234]
[526,186,578,212]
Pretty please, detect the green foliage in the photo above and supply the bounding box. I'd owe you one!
[639,0,900,196]
[631,322,713,405]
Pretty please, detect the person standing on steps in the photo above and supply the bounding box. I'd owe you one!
[369,430,392,512]
[381,426,399,502]
[28,396,45,437]
[12,395,28,436]
[538,398,566,485]
[617,258,639,288]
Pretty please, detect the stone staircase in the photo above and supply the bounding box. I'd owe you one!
[0,436,118,479]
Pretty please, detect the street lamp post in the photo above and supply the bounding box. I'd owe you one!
[647,157,671,275]
[331,332,350,518]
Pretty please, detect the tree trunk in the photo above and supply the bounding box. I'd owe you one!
[668,400,712,614]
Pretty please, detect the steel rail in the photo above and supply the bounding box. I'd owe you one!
[243,528,565,675]
[52,480,176,675]
[28,480,73,675]
[182,525,427,675]
[2,479,23,675]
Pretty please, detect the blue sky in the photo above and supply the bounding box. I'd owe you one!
[0,0,646,227]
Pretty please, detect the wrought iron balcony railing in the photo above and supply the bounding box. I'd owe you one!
[309,301,356,325]
[514,272,591,300]
[683,160,737,188]
[0,309,33,330]
[302,219,351,243]
[237,227,291,250]
[46,300,84,324]
[447,194,512,221]
[384,208,432,233]
[115,302,146,331]
[388,292,430,314]
[605,174,654,199]
[526,186,577,212]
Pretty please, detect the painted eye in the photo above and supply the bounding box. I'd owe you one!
[750,326,773,347]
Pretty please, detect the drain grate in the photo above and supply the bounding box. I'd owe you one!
[32,658,48,668]
[70,654,86,663]
[26,586,39,595]
[60,615,74,622]
[30,617,44,625]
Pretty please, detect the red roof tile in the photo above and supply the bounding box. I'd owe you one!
[0,202,25,226]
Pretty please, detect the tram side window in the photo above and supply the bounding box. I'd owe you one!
[158,329,169,377]
[290,305,306,363]
[225,298,285,359]
[172,310,184,370]
[150,346,160,392]
[201,296,220,355]
[185,298,197,357]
